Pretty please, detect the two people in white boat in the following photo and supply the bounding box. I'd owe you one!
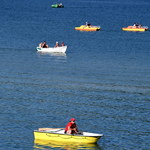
[64,118,78,134]
[54,41,65,47]
[39,41,65,48]
[39,41,49,48]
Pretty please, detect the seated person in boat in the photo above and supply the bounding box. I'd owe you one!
[87,23,91,27]
[39,42,43,48]
[58,3,63,7]
[65,118,78,134]
[86,22,91,27]
[133,23,141,28]
[41,41,48,48]
[61,42,65,46]
[54,41,60,47]
[138,24,142,28]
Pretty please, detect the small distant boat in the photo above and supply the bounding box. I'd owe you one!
[122,25,149,32]
[51,3,64,8]
[37,46,67,53]
[34,128,103,144]
[75,23,101,31]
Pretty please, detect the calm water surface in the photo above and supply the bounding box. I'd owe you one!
[0,0,150,150]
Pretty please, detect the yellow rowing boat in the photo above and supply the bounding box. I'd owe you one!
[33,128,103,144]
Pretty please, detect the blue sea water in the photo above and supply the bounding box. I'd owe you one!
[0,0,150,149]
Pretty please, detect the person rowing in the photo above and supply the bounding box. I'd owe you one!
[64,118,78,134]
[42,41,48,48]
[39,41,48,48]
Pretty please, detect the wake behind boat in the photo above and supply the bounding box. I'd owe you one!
[37,46,67,53]
[34,128,103,144]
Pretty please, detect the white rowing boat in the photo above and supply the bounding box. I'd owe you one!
[37,46,67,53]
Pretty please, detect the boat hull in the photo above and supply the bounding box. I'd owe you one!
[75,25,101,31]
[34,139,99,149]
[37,46,67,53]
[34,130,102,144]
[122,26,149,32]
[51,4,64,8]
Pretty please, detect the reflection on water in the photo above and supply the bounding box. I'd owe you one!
[34,139,102,150]
[36,51,67,63]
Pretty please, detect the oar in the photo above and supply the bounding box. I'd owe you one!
[38,128,64,131]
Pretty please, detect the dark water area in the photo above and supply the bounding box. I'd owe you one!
[0,0,150,149]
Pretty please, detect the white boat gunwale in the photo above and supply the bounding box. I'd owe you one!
[34,130,103,138]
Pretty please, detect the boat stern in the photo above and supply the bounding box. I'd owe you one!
[36,47,41,51]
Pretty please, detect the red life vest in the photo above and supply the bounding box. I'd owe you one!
[65,122,77,132]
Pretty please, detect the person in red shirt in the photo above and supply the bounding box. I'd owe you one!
[65,118,78,134]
